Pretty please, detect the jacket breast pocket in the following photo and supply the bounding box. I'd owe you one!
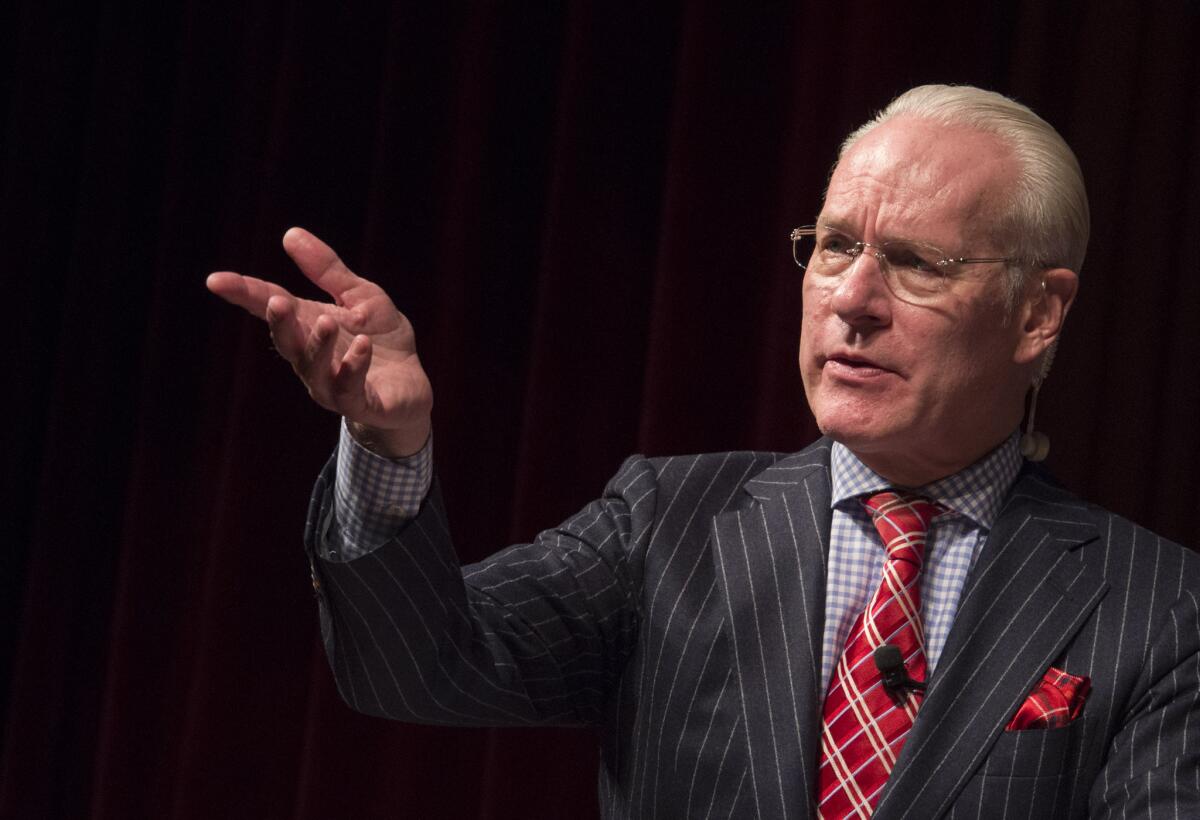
[981,722,1078,778]
[951,723,1086,819]
[950,729,1094,816]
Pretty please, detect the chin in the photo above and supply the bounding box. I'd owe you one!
[816,415,893,452]
[811,395,903,447]
[822,427,885,451]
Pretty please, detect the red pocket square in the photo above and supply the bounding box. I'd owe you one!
[1005,666,1091,731]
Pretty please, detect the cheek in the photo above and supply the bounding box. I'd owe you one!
[798,316,830,393]
[799,282,829,344]
[914,320,1012,400]
[798,301,814,354]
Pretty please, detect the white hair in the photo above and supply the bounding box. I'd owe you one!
[840,84,1090,307]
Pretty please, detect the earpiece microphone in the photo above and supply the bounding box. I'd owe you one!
[1020,338,1057,462]
[1019,386,1051,462]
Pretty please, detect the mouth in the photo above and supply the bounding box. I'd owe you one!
[823,351,897,378]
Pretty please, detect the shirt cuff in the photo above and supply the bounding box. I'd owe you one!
[330,419,433,561]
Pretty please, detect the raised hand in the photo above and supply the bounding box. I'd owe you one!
[207,227,432,458]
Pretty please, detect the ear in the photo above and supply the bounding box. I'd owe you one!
[1013,267,1078,366]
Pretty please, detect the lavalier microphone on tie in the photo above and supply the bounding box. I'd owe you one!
[874,644,927,694]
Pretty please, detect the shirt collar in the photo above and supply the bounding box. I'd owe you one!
[830,431,1023,530]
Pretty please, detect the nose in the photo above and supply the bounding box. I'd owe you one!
[829,252,892,329]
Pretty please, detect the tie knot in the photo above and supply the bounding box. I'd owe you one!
[863,490,943,564]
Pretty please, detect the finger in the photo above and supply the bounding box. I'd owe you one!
[296,314,341,402]
[265,294,308,361]
[207,271,296,320]
[281,227,361,302]
[332,334,371,409]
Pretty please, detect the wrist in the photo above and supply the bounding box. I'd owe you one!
[346,418,431,459]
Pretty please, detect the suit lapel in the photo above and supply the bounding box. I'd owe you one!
[875,470,1109,819]
[710,440,832,820]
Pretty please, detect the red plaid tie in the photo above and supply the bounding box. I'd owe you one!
[817,491,942,819]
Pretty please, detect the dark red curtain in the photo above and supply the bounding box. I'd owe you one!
[3,2,1197,818]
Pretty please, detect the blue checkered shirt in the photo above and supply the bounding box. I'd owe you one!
[328,419,433,562]
[822,432,1022,694]
[330,421,1023,694]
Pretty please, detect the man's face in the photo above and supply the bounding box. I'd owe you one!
[798,117,1035,484]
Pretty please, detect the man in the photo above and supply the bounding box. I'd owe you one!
[208,85,1199,818]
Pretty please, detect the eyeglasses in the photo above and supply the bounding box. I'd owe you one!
[790,225,1012,305]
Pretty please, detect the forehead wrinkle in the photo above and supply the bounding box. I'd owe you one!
[823,121,1016,253]
[821,175,962,247]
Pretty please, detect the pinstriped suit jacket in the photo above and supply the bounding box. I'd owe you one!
[305,438,1200,818]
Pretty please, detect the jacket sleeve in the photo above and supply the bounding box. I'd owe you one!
[303,454,658,728]
[1089,586,1200,816]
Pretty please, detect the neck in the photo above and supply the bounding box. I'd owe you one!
[849,435,1015,488]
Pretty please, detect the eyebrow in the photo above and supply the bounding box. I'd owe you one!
[815,218,948,251]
